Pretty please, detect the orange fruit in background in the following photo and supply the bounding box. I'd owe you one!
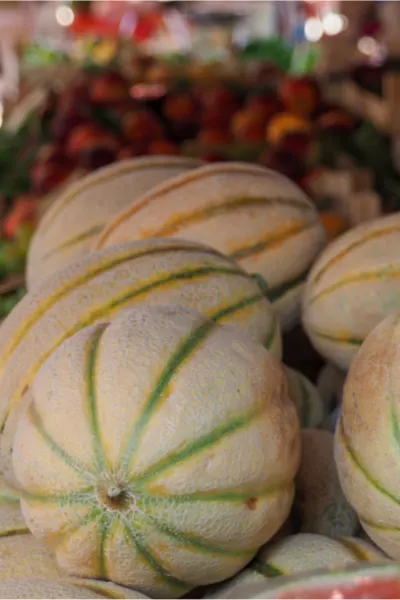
[279,77,319,117]
[231,108,267,143]
[266,112,312,146]
[319,211,347,241]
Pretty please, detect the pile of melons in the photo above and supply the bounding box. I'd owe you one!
[1,155,400,599]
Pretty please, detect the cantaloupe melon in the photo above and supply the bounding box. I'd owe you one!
[284,367,324,428]
[205,533,388,599]
[0,238,281,481]
[0,579,148,599]
[253,562,400,599]
[303,213,400,370]
[295,429,358,537]
[27,156,202,290]
[12,305,301,598]
[95,162,327,331]
[335,311,400,561]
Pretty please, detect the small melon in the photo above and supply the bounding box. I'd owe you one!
[13,305,301,598]
[294,429,358,536]
[0,579,148,599]
[303,213,400,370]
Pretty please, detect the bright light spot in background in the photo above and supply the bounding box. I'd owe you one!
[55,5,74,27]
[358,36,379,56]
[304,18,324,42]
[322,13,348,36]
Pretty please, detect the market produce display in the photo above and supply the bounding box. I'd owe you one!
[13,305,300,597]
[95,162,327,331]
[3,38,400,600]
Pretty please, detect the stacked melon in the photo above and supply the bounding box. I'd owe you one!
[1,157,399,599]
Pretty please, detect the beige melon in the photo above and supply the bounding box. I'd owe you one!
[13,305,301,598]
[0,238,281,482]
[295,429,358,537]
[95,162,327,331]
[335,311,400,561]
[27,156,202,290]
[303,212,400,370]
[0,580,148,599]
[284,367,324,428]
[206,533,388,599]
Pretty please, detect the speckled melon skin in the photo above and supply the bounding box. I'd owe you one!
[295,429,358,537]
[0,579,148,599]
[303,213,400,371]
[27,156,202,290]
[95,162,327,332]
[335,312,400,561]
[12,305,301,598]
[0,238,281,482]
[205,533,389,599]
[284,367,324,428]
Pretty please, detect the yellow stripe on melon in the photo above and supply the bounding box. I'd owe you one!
[303,213,400,370]
[95,162,327,331]
[13,305,300,598]
[0,475,27,536]
[284,366,324,428]
[205,533,389,599]
[0,238,281,482]
[27,156,202,290]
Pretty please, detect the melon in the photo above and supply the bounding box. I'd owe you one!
[295,429,358,537]
[335,311,400,561]
[0,238,281,481]
[27,156,202,290]
[0,579,148,599]
[284,367,324,428]
[12,305,301,598]
[95,162,327,331]
[254,562,400,599]
[303,213,400,370]
[206,533,388,599]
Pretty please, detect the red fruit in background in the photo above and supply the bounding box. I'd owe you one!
[66,123,120,160]
[231,109,267,144]
[162,92,198,124]
[57,82,91,113]
[317,109,356,132]
[199,85,238,128]
[245,92,283,121]
[3,195,38,239]
[197,128,231,145]
[146,139,179,156]
[279,76,319,117]
[259,149,306,183]
[30,163,74,195]
[36,143,70,166]
[122,109,164,144]
[117,145,146,161]
[276,131,314,159]
[79,147,117,170]
[90,71,130,105]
